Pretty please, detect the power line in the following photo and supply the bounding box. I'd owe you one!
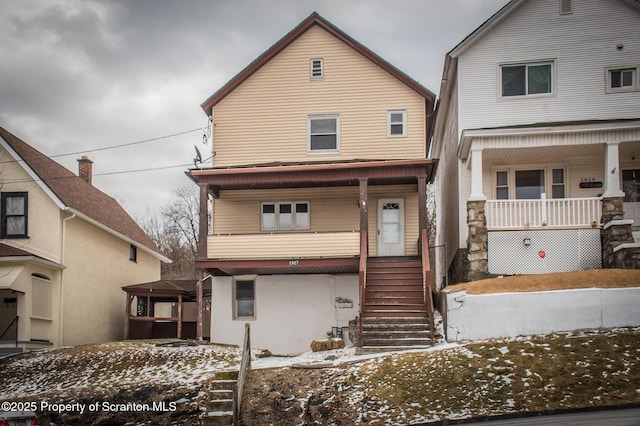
[0,127,204,166]
[1,162,196,185]
[49,127,203,158]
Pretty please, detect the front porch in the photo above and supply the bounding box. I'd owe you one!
[187,159,438,349]
[459,120,640,280]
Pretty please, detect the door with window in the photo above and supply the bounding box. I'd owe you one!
[377,199,405,256]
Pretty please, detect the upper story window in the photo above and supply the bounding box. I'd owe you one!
[387,110,407,137]
[1,192,28,238]
[261,202,310,231]
[501,62,553,97]
[311,58,323,79]
[130,245,138,263]
[308,114,339,153]
[606,67,638,93]
[560,0,572,15]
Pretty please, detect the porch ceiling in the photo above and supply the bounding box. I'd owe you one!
[196,257,360,276]
[484,144,606,162]
[187,159,437,193]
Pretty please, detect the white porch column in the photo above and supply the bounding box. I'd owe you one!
[603,142,625,198]
[469,147,486,201]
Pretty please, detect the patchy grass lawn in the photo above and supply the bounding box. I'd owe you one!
[444,268,640,294]
[0,339,242,425]
[241,328,640,425]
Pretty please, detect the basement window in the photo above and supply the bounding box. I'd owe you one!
[234,279,255,319]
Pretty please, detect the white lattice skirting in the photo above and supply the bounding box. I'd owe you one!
[488,229,601,275]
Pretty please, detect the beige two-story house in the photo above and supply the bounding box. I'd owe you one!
[188,13,438,354]
[0,127,168,354]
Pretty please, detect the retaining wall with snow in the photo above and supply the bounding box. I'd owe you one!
[444,287,640,342]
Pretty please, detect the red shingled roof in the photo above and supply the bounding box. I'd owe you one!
[0,127,162,257]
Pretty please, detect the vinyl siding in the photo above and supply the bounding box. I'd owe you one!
[457,0,640,134]
[211,25,427,167]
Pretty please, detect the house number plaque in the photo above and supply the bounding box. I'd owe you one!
[289,260,300,266]
[579,177,602,189]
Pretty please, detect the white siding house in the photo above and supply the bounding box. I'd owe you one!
[432,0,640,285]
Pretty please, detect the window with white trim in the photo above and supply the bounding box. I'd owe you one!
[308,114,339,153]
[606,67,638,93]
[387,110,406,137]
[261,202,310,231]
[501,62,553,97]
[234,279,255,319]
[494,167,566,199]
[311,58,323,79]
[496,171,509,200]
[552,168,566,199]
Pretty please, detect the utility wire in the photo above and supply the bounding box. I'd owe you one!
[49,127,203,158]
[2,162,196,185]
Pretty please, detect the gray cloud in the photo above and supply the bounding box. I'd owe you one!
[0,0,509,217]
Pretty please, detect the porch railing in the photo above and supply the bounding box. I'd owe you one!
[486,197,601,229]
[207,231,360,259]
[233,322,251,425]
[420,230,435,343]
[358,231,367,347]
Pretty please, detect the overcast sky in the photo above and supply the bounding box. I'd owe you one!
[0,0,510,220]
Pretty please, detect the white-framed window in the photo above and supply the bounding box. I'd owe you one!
[233,278,255,320]
[494,167,566,199]
[31,273,52,320]
[501,61,554,97]
[308,114,339,153]
[261,202,310,231]
[606,67,638,93]
[311,58,323,79]
[387,110,407,137]
[552,168,566,199]
[496,171,509,200]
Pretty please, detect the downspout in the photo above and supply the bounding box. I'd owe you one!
[59,212,76,346]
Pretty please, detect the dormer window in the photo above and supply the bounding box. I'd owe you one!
[311,58,323,79]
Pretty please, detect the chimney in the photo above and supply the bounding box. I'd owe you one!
[77,156,93,185]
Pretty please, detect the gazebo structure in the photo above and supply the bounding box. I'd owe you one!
[123,279,211,340]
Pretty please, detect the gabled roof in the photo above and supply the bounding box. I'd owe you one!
[448,0,640,58]
[200,12,435,114]
[0,127,168,262]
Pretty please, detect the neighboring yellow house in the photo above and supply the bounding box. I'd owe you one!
[188,13,438,354]
[0,127,168,354]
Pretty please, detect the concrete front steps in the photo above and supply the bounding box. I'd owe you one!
[358,316,434,354]
[202,371,238,426]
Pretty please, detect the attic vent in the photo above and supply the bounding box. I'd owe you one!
[560,0,572,14]
[311,58,323,79]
